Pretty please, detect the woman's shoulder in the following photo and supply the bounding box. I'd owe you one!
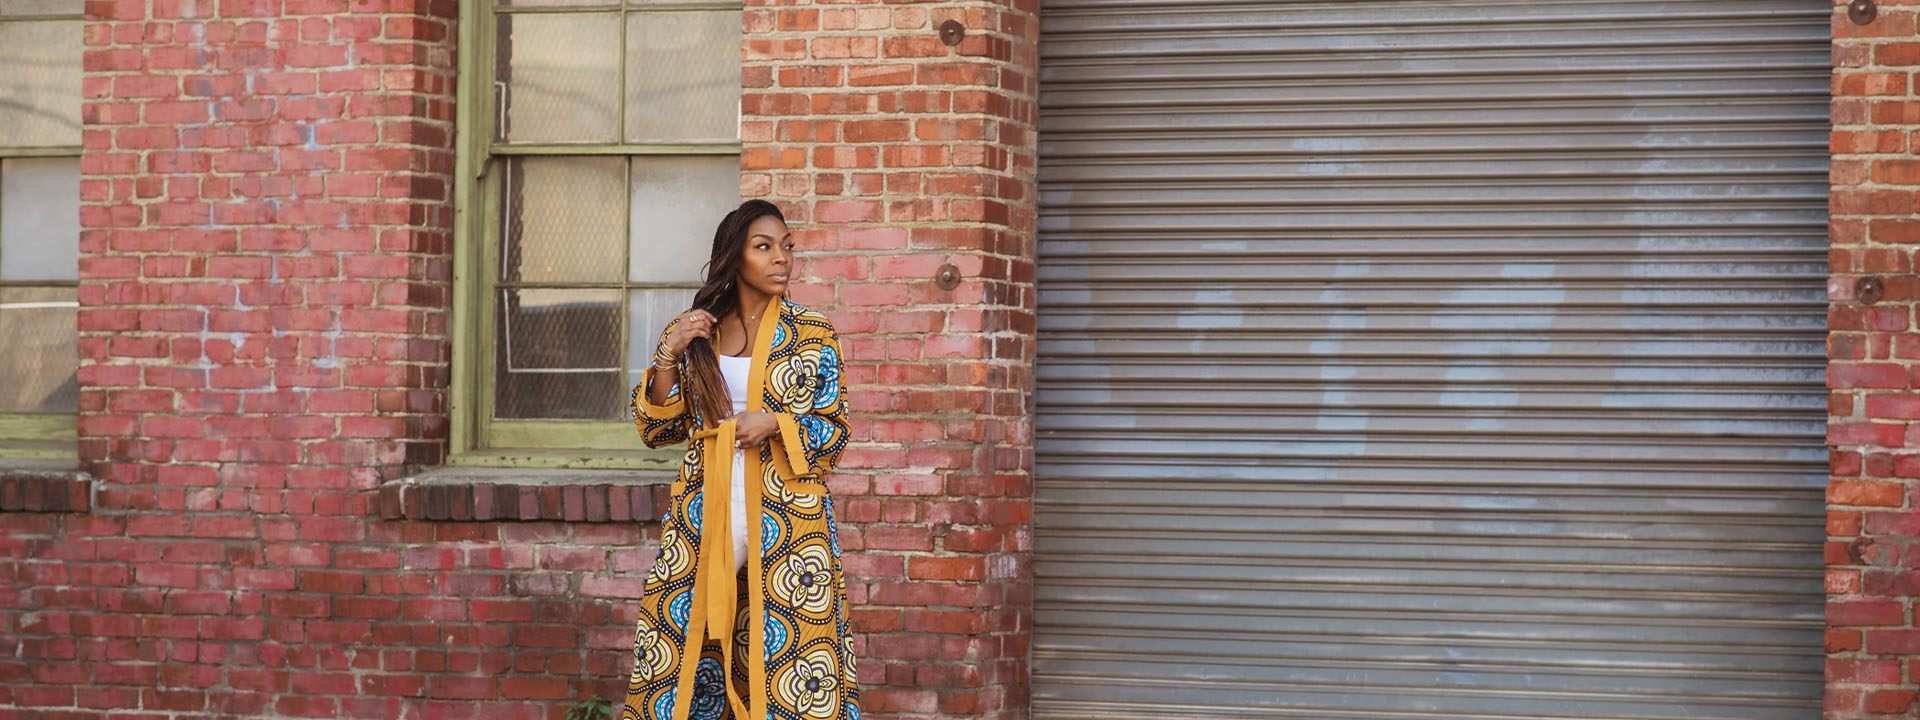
[779,297,836,335]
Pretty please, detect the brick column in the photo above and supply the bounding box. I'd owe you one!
[1826,3,1920,718]
[742,0,1040,716]
[57,0,456,715]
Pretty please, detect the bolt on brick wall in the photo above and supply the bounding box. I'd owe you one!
[740,0,1041,716]
[1826,2,1920,718]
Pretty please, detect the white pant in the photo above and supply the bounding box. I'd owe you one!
[730,448,747,571]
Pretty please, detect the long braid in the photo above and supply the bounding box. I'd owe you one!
[679,199,785,429]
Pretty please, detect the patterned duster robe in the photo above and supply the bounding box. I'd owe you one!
[622,296,859,720]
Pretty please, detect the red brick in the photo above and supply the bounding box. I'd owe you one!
[908,556,985,581]
[1866,394,1920,419]
[815,199,884,223]
[1838,659,1900,692]
[1830,480,1906,507]
[846,119,911,143]
[1831,600,1908,627]
[1831,421,1907,447]
[1864,689,1916,715]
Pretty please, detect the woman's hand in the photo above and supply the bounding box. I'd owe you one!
[731,411,779,449]
[646,308,715,409]
[662,309,718,358]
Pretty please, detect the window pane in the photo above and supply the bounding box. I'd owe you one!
[625,10,741,143]
[1,156,80,281]
[501,156,627,284]
[629,155,737,283]
[495,288,624,420]
[0,286,76,413]
[0,20,82,147]
[495,12,621,144]
[626,288,696,391]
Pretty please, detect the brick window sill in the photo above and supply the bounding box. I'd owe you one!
[0,460,93,513]
[377,467,675,523]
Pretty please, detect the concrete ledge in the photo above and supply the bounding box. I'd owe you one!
[0,460,93,513]
[378,466,675,523]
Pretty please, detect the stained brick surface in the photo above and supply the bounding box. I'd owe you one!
[740,0,1039,715]
[1827,3,1920,718]
[1,0,1039,718]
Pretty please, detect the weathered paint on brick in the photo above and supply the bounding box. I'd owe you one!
[742,0,1040,715]
[1827,4,1920,719]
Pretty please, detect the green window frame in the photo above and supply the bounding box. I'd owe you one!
[0,5,84,462]
[449,0,743,469]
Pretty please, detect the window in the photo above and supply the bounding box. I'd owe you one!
[452,0,745,466]
[0,4,83,461]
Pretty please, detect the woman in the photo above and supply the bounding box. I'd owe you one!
[621,199,859,720]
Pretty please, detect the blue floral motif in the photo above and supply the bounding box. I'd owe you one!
[825,495,841,558]
[773,321,787,348]
[797,413,835,449]
[761,510,780,553]
[652,688,676,720]
[668,589,691,630]
[688,491,703,534]
[764,611,790,656]
[845,699,860,720]
[691,657,726,720]
[812,344,841,410]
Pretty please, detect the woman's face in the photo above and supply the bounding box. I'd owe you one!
[736,214,794,298]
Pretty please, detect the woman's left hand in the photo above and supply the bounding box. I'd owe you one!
[731,411,779,449]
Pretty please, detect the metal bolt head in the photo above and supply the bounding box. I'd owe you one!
[938,19,965,47]
[1849,0,1876,25]
[935,263,961,290]
[1856,275,1884,305]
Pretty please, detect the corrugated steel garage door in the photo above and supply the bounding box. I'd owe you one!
[1032,2,1831,718]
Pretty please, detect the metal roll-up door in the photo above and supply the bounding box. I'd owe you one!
[1032,2,1831,719]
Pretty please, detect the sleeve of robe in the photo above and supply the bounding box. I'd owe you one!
[630,319,692,449]
[776,319,849,482]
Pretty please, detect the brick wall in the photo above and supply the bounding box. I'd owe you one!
[1826,2,1920,718]
[0,0,1041,718]
[1,0,661,716]
[739,0,1040,716]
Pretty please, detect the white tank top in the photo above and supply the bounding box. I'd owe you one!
[719,353,751,417]
[717,353,751,571]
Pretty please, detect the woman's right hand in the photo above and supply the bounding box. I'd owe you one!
[662,308,718,357]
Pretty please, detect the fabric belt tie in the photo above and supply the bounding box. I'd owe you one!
[680,414,811,720]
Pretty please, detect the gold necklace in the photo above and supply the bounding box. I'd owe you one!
[730,310,760,355]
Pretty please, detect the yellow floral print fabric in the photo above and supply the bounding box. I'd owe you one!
[622,297,857,720]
